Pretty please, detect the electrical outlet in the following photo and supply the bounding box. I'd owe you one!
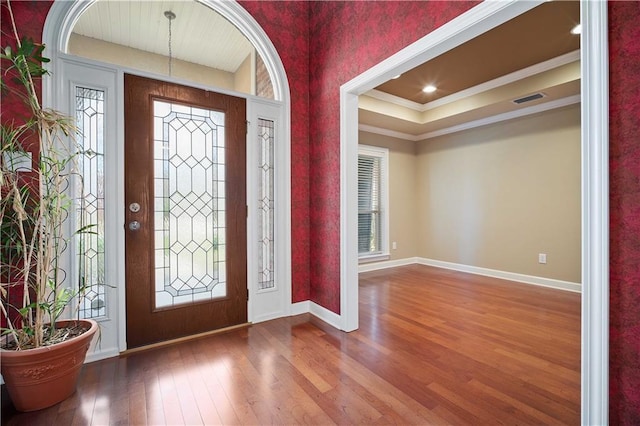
[392,241,397,250]
[538,253,547,264]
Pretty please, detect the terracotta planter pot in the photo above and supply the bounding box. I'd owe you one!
[0,319,98,412]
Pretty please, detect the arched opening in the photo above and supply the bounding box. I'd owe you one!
[42,0,292,358]
[43,0,289,102]
[67,1,274,99]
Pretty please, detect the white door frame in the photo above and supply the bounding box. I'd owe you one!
[340,1,608,424]
[42,0,292,357]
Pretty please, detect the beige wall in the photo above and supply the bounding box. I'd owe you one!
[69,34,238,91]
[416,105,581,283]
[358,132,418,261]
[234,52,253,95]
[359,104,581,283]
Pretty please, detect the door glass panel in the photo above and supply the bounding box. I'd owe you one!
[257,118,275,290]
[153,100,226,309]
[76,87,106,319]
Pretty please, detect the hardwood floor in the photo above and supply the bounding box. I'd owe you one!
[1,264,581,425]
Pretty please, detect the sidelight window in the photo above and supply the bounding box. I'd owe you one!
[75,87,106,318]
[257,118,275,290]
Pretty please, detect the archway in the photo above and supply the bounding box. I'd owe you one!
[42,0,292,357]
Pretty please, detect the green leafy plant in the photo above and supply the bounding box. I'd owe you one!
[1,1,92,350]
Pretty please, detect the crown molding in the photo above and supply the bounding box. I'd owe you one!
[416,94,580,140]
[364,90,425,112]
[359,94,580,142]
[358,124,418,141]
[364,50,580,113]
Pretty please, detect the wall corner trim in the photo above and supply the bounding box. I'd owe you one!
[290,301,310,316]
[580,1,609,423]
[290,301,343,331]
[309,302,342,330]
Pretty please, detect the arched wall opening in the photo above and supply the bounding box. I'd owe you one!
[42,0,292,358]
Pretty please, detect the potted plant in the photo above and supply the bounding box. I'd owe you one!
[0,1,98,412]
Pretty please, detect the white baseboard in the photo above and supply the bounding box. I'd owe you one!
[290,301,310,316]
[290,300,342,330]
[309,302,342,329]
[358,256,581,293]
[416,257,582,293]
[358,257,419,273]
[86,346,120,363]
[252,311,288,324]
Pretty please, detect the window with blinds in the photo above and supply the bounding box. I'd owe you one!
[358,145,388,259]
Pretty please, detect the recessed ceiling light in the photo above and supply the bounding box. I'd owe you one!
[422,85,437,94]
[571,24,581,35]
[392,74,401,79]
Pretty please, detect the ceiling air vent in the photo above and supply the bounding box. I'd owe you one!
[512,92,545,105]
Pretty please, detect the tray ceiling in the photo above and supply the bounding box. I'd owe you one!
[362,0,581,138]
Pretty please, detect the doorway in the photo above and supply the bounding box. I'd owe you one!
[340,1,609,423]
[43,0,292,358]
[124,75,247,348]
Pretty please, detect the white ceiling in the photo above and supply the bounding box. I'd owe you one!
[72,0,253,73]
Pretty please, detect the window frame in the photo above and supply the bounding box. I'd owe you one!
[357,144,390,263]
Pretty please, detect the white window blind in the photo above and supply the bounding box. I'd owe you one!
[358,145,388,259]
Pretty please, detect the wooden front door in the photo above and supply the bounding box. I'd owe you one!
[124,74,247,349]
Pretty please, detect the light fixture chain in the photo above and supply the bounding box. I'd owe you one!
[164,10,176,76]
[168,14,173,76]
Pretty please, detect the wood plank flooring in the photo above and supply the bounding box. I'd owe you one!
[1,264,581,425]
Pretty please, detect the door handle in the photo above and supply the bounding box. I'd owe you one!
[129,221,141,231]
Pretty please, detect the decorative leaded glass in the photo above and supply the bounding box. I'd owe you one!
[257,118,274,290]
[153,100,226,308]
[75,87,106,318]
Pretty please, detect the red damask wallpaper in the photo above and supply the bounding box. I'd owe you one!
[608,1,640,423]
[306,0,478,313]
[2,0,640,421]
[237,1,311,303]
[0,1,49,121]
[0,0,51,329]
